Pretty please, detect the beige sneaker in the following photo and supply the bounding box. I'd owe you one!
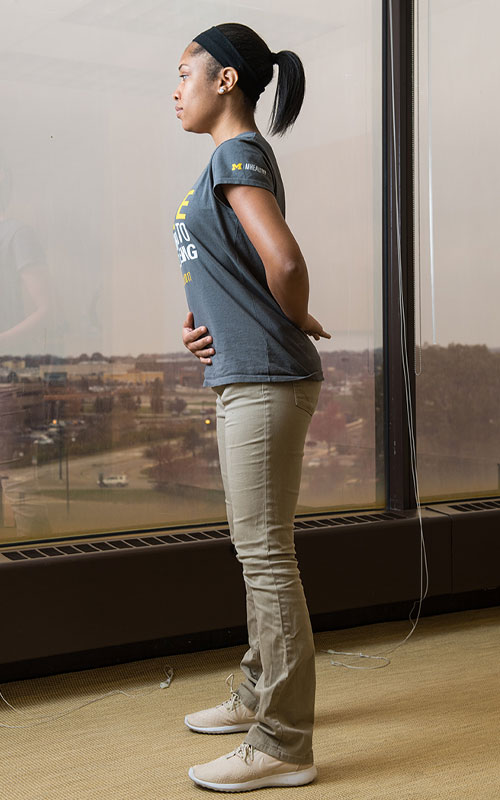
[184,673,257,734]
[188,741,318,791]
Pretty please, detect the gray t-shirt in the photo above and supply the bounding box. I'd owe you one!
[173,131,323,388]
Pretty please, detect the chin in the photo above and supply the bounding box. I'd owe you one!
[182,118,209,135]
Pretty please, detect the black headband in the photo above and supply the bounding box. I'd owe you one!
[192,26,276,103]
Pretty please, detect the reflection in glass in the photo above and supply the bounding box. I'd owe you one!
[414,1,500,500]
[0,1,383,543]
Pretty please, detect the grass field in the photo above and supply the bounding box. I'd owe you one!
[38,484,224,504]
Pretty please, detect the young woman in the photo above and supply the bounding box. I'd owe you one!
[173,23,331,792]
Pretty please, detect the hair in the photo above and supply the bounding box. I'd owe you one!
[191,23,305,137]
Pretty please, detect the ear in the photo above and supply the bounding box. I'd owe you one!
[219,66,239,94]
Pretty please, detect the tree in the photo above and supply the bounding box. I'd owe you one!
[147,442,177,488]
[416,343,500,460]
[183,428,201,457]
[169,397,187,415]
[308,399,347,454]
[151,378,164,414]
[94,395,113,413]
[118,391,137,411]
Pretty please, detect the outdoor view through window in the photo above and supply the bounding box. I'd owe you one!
[14,0,499,545]
[414,0,500,501]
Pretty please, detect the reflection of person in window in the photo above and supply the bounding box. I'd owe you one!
[0,156,51,352]
[173,23,331,793]
[0,154,53,537]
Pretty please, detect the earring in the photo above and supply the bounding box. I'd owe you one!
[219,87,225,94]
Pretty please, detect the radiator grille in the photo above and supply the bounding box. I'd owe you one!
[0,511,406,562]
[447,499,500,512]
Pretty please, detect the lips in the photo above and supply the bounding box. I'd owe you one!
[175,106,183,116]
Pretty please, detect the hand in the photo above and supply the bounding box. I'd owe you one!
[302,313,332,341]
[182,311,215,365]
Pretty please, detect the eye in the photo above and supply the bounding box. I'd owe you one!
[179,74,188,81]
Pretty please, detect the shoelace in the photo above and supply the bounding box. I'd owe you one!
[226,742,255,763]
[216,672,242,713]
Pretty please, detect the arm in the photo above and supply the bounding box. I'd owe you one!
[221,183,330,340]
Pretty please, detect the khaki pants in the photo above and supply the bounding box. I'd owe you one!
[211,379,322,764]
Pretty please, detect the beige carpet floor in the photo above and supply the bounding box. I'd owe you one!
[1,606,499,799]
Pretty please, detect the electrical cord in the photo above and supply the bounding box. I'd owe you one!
[321,0,429,671]
[0,666,174,729]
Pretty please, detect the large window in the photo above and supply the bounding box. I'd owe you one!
[414,0,500,500]
[0,1,383,543]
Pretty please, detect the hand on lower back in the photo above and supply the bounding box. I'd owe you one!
[182,311,215,364]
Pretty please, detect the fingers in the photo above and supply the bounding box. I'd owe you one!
[183,325,211,346]
[306,329,332,341]
[187,342,214,364]
[192,340,215,362]
[188,336,214,356]
[196,353,213,365]
[183,314,210,341]
[181,320,215,364]
[182,321,208,345]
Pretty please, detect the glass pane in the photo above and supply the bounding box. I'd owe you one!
[414,0,500,501]
[0,1,383,544]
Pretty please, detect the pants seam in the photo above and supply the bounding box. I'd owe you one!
[262,382,286,749]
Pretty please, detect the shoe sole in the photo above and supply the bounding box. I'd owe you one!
[184,715,254,734]
[188,764,318,791]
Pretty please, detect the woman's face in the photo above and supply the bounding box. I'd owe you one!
[172,44,220,134]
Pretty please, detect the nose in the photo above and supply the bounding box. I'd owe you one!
[172,80,182,102]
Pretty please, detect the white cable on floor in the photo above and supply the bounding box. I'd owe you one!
[0,666,174,729]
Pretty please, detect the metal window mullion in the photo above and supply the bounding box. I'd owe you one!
[383,0,417,510]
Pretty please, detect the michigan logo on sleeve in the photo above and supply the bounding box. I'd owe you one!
[231,162,267,176]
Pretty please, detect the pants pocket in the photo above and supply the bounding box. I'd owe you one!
[292,380,321,417]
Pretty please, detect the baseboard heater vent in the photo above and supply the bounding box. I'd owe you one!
[293,510,404,528]
[0,510,406,563]
[447,499,500,512]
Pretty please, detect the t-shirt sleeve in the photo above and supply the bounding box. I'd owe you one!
[211,138,275,206]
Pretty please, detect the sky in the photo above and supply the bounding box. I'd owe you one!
[0,0,498,359]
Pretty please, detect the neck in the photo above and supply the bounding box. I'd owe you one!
[210,107,260,147]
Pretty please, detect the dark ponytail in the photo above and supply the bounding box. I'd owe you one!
[268,50,305,137]
[191,23,306,137]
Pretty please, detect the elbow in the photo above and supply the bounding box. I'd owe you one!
[281,257,306,278]
[268,258,307,288]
